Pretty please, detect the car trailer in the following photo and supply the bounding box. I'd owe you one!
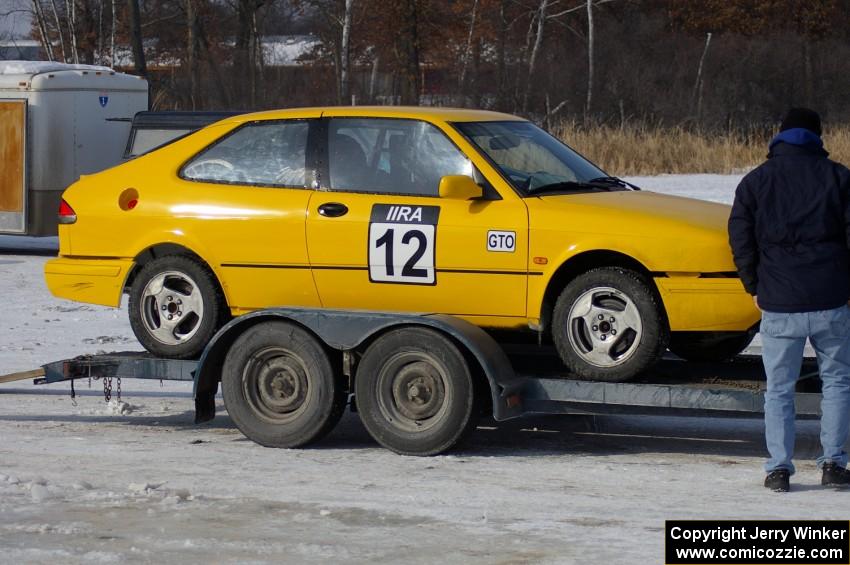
[0,308,824,456]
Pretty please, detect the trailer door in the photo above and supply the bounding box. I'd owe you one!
[0,100,26,233]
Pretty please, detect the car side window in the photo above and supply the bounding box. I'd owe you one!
[182,120,309,187]
[327,118,472,196]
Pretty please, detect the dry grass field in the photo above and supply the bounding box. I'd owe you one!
[554,121,850,176]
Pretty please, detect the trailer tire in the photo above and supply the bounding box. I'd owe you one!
[669,330,756,362]
[221,321,345,448]
[128,255,227,359]
[355,327,478,456]
[552,267,667,382]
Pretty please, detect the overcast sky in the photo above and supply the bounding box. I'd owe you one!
[1,0,32,39]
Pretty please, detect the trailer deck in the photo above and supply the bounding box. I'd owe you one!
[9,348,823,419]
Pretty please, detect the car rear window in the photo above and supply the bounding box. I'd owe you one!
[181,120,309,188]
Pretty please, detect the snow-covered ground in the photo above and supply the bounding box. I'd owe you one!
[626,173,744,205]
[1,174,844,565]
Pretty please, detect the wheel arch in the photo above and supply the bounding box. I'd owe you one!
[540,250,662,334]
[125,243,228,303]
[192,309,526,424]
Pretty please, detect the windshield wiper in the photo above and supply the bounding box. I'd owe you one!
[588,176,641,190]
[527,180,614,195]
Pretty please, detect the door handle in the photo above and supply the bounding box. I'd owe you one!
[318,202,348,218]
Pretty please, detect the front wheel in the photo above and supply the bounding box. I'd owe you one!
[355,327,478,456]
[552,267,668,382]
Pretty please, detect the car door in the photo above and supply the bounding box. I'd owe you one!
[178,117,320,311]
[305,116,529,318]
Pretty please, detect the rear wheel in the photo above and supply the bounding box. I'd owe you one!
[221,321,346,448]
[552,267,668,382]
[128,255,228,359]
[355,327,478,456]
[669,331,756,362]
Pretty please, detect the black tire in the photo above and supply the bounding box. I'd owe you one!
[552,267,668,382]
[669,330,756,362]
[355,327,478,456]
[221,321,346,448]
[128,255,228,359]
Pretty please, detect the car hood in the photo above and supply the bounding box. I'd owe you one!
[527,190,736,272]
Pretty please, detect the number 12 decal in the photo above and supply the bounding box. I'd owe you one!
[369,204,439,285]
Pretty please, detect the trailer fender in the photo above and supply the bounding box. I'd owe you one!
[192,308,526,424]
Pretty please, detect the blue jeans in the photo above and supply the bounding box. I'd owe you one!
[761,306,850,474]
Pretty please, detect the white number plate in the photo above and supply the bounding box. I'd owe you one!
[368,204,440,285]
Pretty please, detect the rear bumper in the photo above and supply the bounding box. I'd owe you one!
[656,276,761,331]
[44,257,134,307]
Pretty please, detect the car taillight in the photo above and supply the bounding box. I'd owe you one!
[58,199,77,224]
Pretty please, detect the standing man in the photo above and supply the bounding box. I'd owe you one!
[729,107,850,492]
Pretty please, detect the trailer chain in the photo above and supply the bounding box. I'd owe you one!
[70,378,77,406]
[116,378,121,401]
[104,377,112,403]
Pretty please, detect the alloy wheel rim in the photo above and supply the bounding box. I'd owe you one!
[141,270,205,345]
[566,286,643,368]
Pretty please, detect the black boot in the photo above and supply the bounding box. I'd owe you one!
[764,469,790,492]
[821,462,850,487]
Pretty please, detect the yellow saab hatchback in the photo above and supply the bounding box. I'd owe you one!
[45,106,760,381]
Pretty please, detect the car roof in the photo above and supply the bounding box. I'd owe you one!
[218,106,525,125]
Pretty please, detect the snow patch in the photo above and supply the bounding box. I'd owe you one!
[30,484,53,502]
[103,400,135,415]
[128,482,165,494]
[0,60,113,76]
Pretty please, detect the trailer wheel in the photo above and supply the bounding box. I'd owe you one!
[552,267,667,382]
[669,330,756,362]
[221,321,345,448]
[128,255,227,359]
[355,327,478,456]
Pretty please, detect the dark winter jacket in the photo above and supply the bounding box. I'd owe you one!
[728,128,850,313]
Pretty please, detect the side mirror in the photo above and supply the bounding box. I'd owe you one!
[438,175,483,200]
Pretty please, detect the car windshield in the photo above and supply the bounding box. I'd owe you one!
[453,121,608,194]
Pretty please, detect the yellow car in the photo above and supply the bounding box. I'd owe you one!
[45,106,760,381]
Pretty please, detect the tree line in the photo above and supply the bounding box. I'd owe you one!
[23,0,850,129]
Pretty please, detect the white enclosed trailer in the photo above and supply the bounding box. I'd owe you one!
[0,61,148,235]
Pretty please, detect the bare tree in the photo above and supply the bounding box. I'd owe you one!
[584,0,593,119]
[31,0,55,61]
[109,0,116,65]
[396,0,421,105]
[458,0,478,99]
[186,0,201,108]
[65,0,79,63]
[339,0,355,104]
[97,0,103,63]
[368,51,379,102]
[691,32,711,120]
[235,0,265,107]
[128,0,147,75]
[495,0,508,111]
[522,0,548,113]
[47,0,66,61]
